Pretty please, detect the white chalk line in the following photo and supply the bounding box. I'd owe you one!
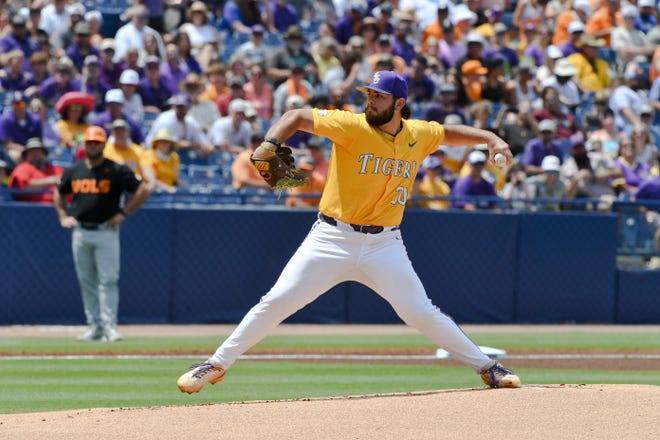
[2,353,660,361]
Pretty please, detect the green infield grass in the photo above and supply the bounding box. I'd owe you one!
[1,329,659,414]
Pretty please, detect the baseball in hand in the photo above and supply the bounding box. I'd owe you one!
[494,153,507,167]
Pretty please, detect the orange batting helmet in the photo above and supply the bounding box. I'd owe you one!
[84,125,107,143]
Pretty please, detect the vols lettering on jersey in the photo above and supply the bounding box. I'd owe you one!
[71,178,111,194]
[312,109,445,226]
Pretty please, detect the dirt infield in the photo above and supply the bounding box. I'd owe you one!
[2,385,659,439]
[2,325,659,439]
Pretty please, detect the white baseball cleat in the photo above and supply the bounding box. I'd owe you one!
[177,362,226,394]
[480,362,521,388]
[76,325,104,341]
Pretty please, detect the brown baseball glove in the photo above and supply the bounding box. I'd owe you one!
[250,144,308,190]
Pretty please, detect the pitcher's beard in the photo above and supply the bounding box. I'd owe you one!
[365,101,396,126]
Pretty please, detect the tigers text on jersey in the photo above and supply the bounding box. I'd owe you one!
[57,158,142,223]
[312,108,445,226]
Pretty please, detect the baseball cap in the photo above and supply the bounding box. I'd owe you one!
[539,119,557,133]
[101,38,115,51]
[493,22,508,35]
[84,126,107,143]
[573,0,591,15]
[228,98,249,114]
[567,21,584,34]
[541,155,561,172]
[444,114,463,125]
[461,60,488,75]
[639,104,654,116]
[145,55,160,66]
[546,45,563,60]
[638,0,654,7]
[168,94,191,107]
[349,0,367,14]
[11,15,27,26]
[251,24,265,34]
[422,155,443,170]
[84,54,100,66]
[356,70,408,100]
[68,2,86,16]
[119,69,139,85]
[439,82,456,93]
[111,118,129,130]
[105,89,125,104]
[466,31,487,45]
[285,94,305,109]
[468,150,487,165]
[74,21,91,35]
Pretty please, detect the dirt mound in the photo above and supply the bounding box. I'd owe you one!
[2,384,658,440]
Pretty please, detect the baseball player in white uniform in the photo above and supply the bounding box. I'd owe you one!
[178,71,521,393]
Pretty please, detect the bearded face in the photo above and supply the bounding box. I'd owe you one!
[365,99,396,126]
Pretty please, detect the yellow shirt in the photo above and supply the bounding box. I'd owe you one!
[56,119,89,145]
[313,109,445,226]
[566,53,611,92]
[417,175,451,210]
[140,149,180,186]
[104,142,145,178]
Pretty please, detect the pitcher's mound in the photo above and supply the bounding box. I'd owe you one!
[3,384,658,439]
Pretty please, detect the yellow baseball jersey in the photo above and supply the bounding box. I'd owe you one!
[104,142,145,178]
[313,109,445,226]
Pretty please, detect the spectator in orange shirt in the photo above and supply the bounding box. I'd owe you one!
[199,63,229,103]
[586,0,624,47]
[552,0,591,46]
[231,132,272,190]
[8,138,63,202]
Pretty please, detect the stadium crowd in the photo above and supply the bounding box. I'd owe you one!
[0,0,659,212]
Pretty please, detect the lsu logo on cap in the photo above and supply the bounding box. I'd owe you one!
[372,72,381,84]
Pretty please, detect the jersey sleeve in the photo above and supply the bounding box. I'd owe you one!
[311,109,364,148]
[57,167,74,194]
[115,163,142,193]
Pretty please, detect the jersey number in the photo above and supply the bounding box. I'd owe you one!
[391,186,408,206]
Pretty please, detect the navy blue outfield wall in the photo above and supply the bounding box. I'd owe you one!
[0,204,657,325]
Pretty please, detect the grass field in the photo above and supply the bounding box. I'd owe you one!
[1,328,659,414]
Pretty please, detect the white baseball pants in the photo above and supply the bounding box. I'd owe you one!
[211,218,493,372]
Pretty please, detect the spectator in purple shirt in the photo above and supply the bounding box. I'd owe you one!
[65,22,102,73]
[613,137,652,196]
[37,59,81,108]
[402,54,435,102]
[0,91,42,167]
[269,0,299,33]
[334,0,368,45]
[0,15,41,72]
[138,55,172,112]
[221,0,268,35]
[452,150,499,210]
[0,50,33,93]
[558,21,584,57]
[392,21,416,66]
[79,55,110,113]
[521,119,565,176]
[160,43,190,95]
[92,89,145,145]
[99,39,122,89]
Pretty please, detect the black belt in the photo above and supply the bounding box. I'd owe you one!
[79,222,102,230]
[319,213,399,234]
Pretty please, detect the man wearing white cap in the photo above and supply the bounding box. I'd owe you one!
[611,4,654,67]
[118,69,144,124]
[208,98,253,154]
[635,0,658,34]
[92,89,145,146]
[559,21,585,57]
[452,150,499,210]
[521,119,565,176]
[527,155,568,211]
[113,4,165,63]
